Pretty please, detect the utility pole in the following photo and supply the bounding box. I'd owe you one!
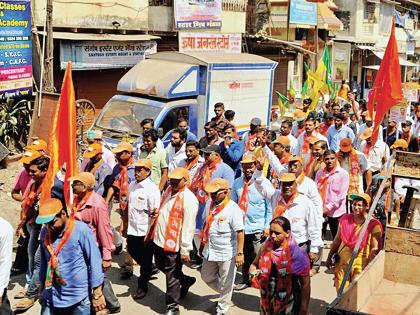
[44,0,54,92]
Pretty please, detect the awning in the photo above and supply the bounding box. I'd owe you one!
[356,45,376,50]
[317,3,343,31]
[36,31,160,41]
[372,51,420,67]
[363,65,380,70]
[247,35,316,55]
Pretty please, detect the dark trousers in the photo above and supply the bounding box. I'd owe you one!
[242,232,262,284]
[153,244,186,311]
[127,235,153,291]
[322,216,341,240]
[0,289,12,315]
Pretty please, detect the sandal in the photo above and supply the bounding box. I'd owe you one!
[14,288,27,299]
[14,297,35,312]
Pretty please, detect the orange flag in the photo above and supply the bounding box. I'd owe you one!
[40,62,77,206]
[367,22,403,146]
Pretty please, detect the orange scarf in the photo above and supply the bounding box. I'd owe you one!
[363,142,372,156]
[113,159,133,212]
[238,178,253,214]
[72,190,93,214]
[20,182,42,227]
[273,193,298,218]
[199,197,229,244]
[343,150,361,194]
[245,133,257,152]
[302,132,312,154]
[279,152,291,165]
[316,166,337,200]
[44,217,75,289]
[185,156,199,171]
[296,173,305,186]
[190,156,221,203]
[304,155,316,175]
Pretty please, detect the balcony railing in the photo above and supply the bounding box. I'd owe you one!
[222,0,247,12]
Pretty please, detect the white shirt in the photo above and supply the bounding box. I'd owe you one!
[297,131,328,165]
[356,123,383,148]
[287,134,298,155]
[202,200,244,262]
[253,171,322,253]
[166,143,187,172]
[341,150,371,193]
[358,140,390,172]
[153,188,198,255]
[261,146,287,176]
[178,156,205,179]
[127,177,161,237]
[102,146,117,169]
[298,176,324,224]
[0,217,13,293]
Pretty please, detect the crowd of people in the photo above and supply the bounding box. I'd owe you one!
[0,94,419,315]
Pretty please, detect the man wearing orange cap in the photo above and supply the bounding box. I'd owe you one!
[231,154,272,290]
[125,159,161,300]
[357,128,390,176]
[199,178,244,315]
[69,172,120,313]
[337,138,371,194]
[292,110,306,138]
[82,143,112,196]
[297,118,328,166]
[26,139,48,155]
[36,198,106,314]
[148,167,198,315]
[85,130,116,169]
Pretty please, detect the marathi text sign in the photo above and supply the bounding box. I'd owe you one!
[174,0,222,30]
[289,0,317,26]
[60,41,157,70]
[0,0,32,100]
[179,33,241,53]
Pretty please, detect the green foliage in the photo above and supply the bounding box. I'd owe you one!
[0,98,32,149]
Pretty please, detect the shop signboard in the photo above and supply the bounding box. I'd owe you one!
[0,0,32,100]
[174,0,222,30]
[289,0,317,26]
[179,33,241,53]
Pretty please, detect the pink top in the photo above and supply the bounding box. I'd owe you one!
[315,166,349,218]
[74,191,115,260]
[13,168,32,197]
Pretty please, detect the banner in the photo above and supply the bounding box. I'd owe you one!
[60,41,157,70]
[332,42,351,81]
[179,33,241,53]
[174,0,222,30]
[0,0,32,100]
[389,103,408,123]
[289,0,317,26]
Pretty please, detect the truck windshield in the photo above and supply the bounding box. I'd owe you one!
[95,98,162,137]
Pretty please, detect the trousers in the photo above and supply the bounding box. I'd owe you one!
[127,235,153,290]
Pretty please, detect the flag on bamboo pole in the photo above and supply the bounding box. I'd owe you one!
[368,22,403,146]
[40,62,77,206]
[308,46,333,111]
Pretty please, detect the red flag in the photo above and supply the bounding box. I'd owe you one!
[367,22,403,145]
[40,62,77,205]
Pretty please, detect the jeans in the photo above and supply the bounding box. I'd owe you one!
[41,296,91,315]
[242,232,262,284]
[26,223,41,285]
[26,245,41,299]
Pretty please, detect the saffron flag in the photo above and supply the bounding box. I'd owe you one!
[40,62,77,206]
[367,22,403,145]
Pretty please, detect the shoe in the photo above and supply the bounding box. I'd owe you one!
[180,276,196,298]
[120,265,133,280]
[163,309,180,315]
[151,264,160,275]
[95,309,110,315]
[234,282,249,291]
[189,261,202,269]
[10,268,25,276]
[114,244,123,256]
[132,287,148,300]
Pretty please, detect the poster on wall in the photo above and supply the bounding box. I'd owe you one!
[0,0,32,100]
[174,0,222,30]
[179,33,241,53]
[289,0,317,26]
[332,42,351,82]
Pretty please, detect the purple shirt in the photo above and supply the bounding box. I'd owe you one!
[315,166,349,218]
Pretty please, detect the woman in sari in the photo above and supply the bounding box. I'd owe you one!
[249,216,310,315]
[326,193,382,291]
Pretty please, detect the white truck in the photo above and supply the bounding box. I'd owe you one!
[92,51,278,147]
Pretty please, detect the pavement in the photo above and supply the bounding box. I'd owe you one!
[0,162,337,315]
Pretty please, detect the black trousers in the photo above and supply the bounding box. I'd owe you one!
[0,289,12,315]
[127,235,153,290]
[153,244,186,311]
[322,216,342,240]
[242,232,262,284]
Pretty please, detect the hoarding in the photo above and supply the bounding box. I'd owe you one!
[60,41,157,70]
[0,0,32,100]
[179,33,241,53]
[289,0,317,26]
[174,0,222,30]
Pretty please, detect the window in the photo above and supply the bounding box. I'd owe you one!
[159,106,189,139]
[335,11,351,32]
[364,2,377,23]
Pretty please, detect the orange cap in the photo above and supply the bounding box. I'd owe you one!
[359,128,373,140]
[83,143,103,159]
[340,138,353,153]
[112,142,133,154]
[350,193,371,206]
[19,150,42,164]
[35,198,64,224]
[168,167,190,182]
[68,172,96,187]
[390,139,408,149]
[272,136,290,147]
[26,139,47,152]
[134,159,153,170]
[294,110,306,122]
[279,172,296,182]
[240,153,256,164]
[205,178,230,193]
[288,156,303,165]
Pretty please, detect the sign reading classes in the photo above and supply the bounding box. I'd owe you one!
[0,0,32,100]
[174,0,222,30]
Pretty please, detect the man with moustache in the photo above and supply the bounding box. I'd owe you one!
[179,141,204,179]
[327,113,355,152]
[166,128,187,172]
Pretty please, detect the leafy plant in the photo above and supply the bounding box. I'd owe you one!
[0,98,32,150]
